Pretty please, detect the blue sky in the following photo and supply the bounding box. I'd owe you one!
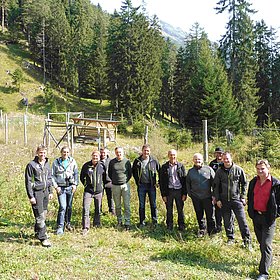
[91,0,280,42]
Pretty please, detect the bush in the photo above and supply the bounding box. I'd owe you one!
[132,120,145,136]
[167,128,192,149]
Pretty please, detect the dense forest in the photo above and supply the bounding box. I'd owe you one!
[1,0,280,134]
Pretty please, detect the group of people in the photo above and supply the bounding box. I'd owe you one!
[25,144,280,280]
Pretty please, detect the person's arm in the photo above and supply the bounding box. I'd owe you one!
[126,160,132,182]
[80,163,86,186]
[240,168,247,199]
[132,159,139,186]
[25,163,35,202]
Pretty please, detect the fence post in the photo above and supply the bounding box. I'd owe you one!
[202,120,208,163]
[24,113,27,145]
[0,110,3,124]
[144,125,148,144]
[5,114,8,144]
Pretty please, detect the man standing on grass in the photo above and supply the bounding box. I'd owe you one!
[108,147,132,230]
[213,151,252,249]
[209,147,225,233]
[80,150,107,235]
[247,159,280,280]
[160,149,187,231]
[132,144,160,227]
[25,144,53,247]
[186,153,216,237]
[100,147,115,215]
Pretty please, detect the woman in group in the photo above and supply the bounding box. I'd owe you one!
[52,146,79,235]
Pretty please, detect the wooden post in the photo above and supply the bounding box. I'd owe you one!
[97,127,101,150]
[96,112,99,119]
[24,113,27,145]
[70,124,74,155]
[103,129,107,148]
[5,114,8,144]
[144,125,148,144]
[0,110,3,124]
[202,120,208,163]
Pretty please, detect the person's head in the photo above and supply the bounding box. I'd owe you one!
[100,147,109,160]
[115,147,124,160]
[141,144,151,159]
[256,159,270,179]
[193,153,203,168]
[168,149,177,164]
[91,150,100,165]
[60,146,70,160]
[214,147,223,162]
[222,152,232,168]
[36,144,47,161]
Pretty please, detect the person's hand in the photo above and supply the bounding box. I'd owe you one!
[212,196,217,204]
[56,187,61,195]
[30,197,36,205]
[217,200,222,208]
[72,185,77,193]
[241,198,246,206]
[49,193,53,200]
[162,196,167,203]
[182,194,187,201]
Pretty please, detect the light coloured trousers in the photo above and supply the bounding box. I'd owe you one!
[112,183,131,226]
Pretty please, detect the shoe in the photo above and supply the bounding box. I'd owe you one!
[167,224,173,231]
[216,226,222,233]
[56,227,64,235]
[65,224,74,232]
[124,225,130,231]
[41,239,52,247]
[256,274,268,280]
[178,225,185,232]
[94,224,101,228]
[138,222,146,228]
[116,222,123,228]
[226,238,235,245]
[243,239,253,251]
[82,228,89,236]
[197,229,206,238]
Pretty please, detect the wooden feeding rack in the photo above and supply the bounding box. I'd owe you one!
[71,117,121,146]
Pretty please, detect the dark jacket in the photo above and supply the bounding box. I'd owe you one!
[209,159,223,173]
[132,155,160,188]
[100,156,112,184]
[213,163,247,201]
[186,165,215,200]
[80,161,106,194]
[247,176,280,226]
[159,161,187,197]
[25,156,53,199]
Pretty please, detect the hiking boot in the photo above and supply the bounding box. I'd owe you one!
[226,238,235,245]
[243,239,253,251]
[56,227,64,235]
[124,225,130,231]
[138,222,146,228]
[256,274,268,280]
[197,229,206,238]
[82,228,89,236]
[65,224,74,232]
[178,225,185,232]
[41,239,52,247]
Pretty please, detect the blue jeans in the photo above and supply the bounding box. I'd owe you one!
[57,186,74,228]
[137,183,157,224]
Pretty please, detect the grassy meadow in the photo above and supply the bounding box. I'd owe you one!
[0,118,280,280]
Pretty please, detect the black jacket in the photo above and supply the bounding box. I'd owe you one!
[80,161,106,194]
[25,156,53,199]
[159,161,187,197]
[247,176,280,226]
[132,155,160,188]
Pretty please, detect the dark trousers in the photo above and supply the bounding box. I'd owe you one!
[82,191,103,229]
[31,189,49,241]
[191,196,216,234]
[221,199,251,241]
[215,204,223,230]
[253,213,276,276]
[166,189,185,228]
[103,185,115,213]
[138,183,157,224]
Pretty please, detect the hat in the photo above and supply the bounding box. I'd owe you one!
[214,147,223,153]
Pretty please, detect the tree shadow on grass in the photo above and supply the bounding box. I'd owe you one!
[150,247,251,279]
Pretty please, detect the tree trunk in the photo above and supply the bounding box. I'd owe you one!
[1,4,5,33]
